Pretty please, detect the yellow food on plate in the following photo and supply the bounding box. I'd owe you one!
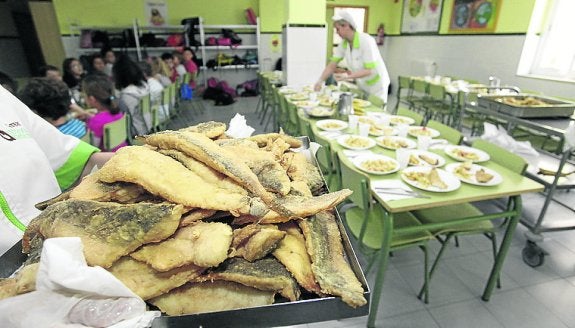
[409,127,433,136]
[319,121,344,130]
[343,136,371,148]
[390,116,413,125]
[451,148,480,161]
[379,137,410,149]
[353,99,371,107]
[409,154,420,166]
[419,154,438,165]
[360,159,397,173]
[403,168,447,189]
[454,161,473,180]
[475,169,494,183]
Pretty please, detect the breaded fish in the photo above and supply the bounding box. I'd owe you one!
[108,257,204,300]
[273,222,322,295]
[69,174,147,203]
[299,211,367,308]
[248,133,302,149]
[229,224,286,262]
[131,222,233,271]
[149,280,275,316]
[179,209,218,227]
[179,121,227,139]
[281,152,324,195]
[97,146,251,215]
[140,131,293,217]
[23,199,184,268]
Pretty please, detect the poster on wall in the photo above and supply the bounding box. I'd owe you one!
[401,0,444,34]
[448,0,500,33]
[145,0,168,27]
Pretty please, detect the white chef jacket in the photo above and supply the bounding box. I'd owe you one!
[331,31,390,103]
[0,86,99,256]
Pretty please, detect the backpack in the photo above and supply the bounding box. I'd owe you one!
[245,8,257,25]
[214,92,235,106]
[221,29,242,45]
[80,29,93,48]
[236,79,259,97]
[217,80,236,98]
[180,83,193,100]
[243,50,258,65]
[91,30,109,49]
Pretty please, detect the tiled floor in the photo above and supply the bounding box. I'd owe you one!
[170,96,575,328]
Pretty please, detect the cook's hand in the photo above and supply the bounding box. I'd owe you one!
[334,72,351,81]
[314,81,323,92]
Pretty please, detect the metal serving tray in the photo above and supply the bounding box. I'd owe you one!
[0,138,370,328]
[478,94,575,118]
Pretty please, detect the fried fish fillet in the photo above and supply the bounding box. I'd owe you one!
[180,121,227,139]
[229,224,286,262]
[248,133,302,149]
[179,209,218,227]
[69,174,147,203]
[35,190,72,210]
[200,257,300,301]
[23,199,184,268]
[149,280,275,315]
[0,263,39,300]
[97,146,251,215]
[220,143,292,196]
[273,222,322,295]
[131,222,233,271]
[232,189,352,225]
[299,211,366,308]
[108,257,204,300]
[140,131,293,217]
[281,152,324,195]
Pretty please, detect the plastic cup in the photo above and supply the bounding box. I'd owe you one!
[396,148,410,169]
[397,124,409,138]
[417,135,432,151]
[358,122,370,137]
[348,115,359,130]
[309,92,318,102]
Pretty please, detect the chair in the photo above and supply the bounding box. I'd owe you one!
[337,151,433,304]
[138,94,153,134]
[367,93,385,110]
[397,107,424,126]
[307,126,339,191]
[426,120,463,145]
[410,79,430,116]
[101,115,129,151]
[425,83,455,125]
[394,75,414,113]
[413,139,527,300]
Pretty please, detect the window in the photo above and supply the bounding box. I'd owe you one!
[332,7,367,45]
[518,0,575,82]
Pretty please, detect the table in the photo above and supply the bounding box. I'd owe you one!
[313,123,544,327]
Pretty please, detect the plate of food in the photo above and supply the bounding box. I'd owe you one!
[306,106,335,118]
[444,145,490,163]
[319,98,335,107]
[369,126,397,137]
[389,115,416,125]
[445,162,503,186]
[407,150,445,167]
[337,135,376,150]
[293,100,319,109]
[278,87,297,94]
[353,99,371,108]
[353,154,399,175]
[408,126,441,138]
[316,119,348,131]
[376,136,417,150]
[288,93,309,101]
[401,166,461,192]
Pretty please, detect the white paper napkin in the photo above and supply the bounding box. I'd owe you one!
[343,149,374,159]
[371,179,418,201]
[225,113,255,138]
[318,130,344,140]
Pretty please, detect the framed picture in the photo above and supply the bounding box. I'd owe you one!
[401,0,444,34]
[448,0,500,33]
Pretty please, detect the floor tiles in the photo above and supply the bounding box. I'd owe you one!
[428,299,504,328]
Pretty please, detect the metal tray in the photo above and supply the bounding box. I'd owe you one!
[478,94,575,118]
[0,140,370,328]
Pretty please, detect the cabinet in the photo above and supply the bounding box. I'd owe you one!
[196,17,260,86]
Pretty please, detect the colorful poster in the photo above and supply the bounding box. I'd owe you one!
[145,0,167,27]
[401,0,444,34]
[449,0,500,33]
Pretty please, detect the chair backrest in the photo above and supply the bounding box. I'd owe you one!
[412,79,428,95]
[308,126,333,175]
[398,75,411,89]
[472,139,528,174]
[428,83,446,101]
[182,72,192,85]
[103,115,128,151]
[337,151,370,210]
[368,94,385,109]
[397,107,424,125]
[426,119,463,145]
[139,94,153,133]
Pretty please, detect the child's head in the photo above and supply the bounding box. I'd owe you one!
[183,47,195,61]
[82,73,119,114]
[19,77,70,121]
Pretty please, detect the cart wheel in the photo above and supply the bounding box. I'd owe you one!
[522,241,545,268]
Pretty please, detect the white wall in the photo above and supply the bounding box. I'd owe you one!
[381,35,574,100]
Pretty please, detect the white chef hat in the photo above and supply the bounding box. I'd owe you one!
[332,11,357,30]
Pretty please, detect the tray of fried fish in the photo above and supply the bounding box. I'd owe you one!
[0,122,369,328]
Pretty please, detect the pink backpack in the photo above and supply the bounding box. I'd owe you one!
[245,8,257,25]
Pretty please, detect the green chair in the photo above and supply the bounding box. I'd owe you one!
[426,120,463,145]
[101,115,128,151]
[394,75,414,113]
[425,83,455,125]
[397,107,424,126]
[308,126,339,191]
[410,79,430,116]
[367,93,385,110]
[413,139,527,300]
[337,150,433,304]
[138,94,153,134]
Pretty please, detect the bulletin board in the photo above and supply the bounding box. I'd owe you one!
[448,0,500,33]
[401,0,444,34]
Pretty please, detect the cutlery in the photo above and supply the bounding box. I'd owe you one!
[373,187,431,198]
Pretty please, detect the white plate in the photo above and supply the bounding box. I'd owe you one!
[337,135,376,150]
[444,145,490,163]
[389,115,416,125]
[408,126,441,138]
[369,126,398,137]
[353,154,399,175]
[376,136,417,150]
[288,93,309,101]
[306,106,335,118]
[316,119,348,131]
[353,99,371,108]
[445,163,503,186]
[293,100,319,109]
[406,150,445,167]
[279,87,297,94]
[401,167,461,192]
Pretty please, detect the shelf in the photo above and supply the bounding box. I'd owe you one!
[202,45,258,51]
[200,64,259,70]
[138,25,185,31]
[77,47,139,53]
[203,24,257,30]
[140,46,184,51]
